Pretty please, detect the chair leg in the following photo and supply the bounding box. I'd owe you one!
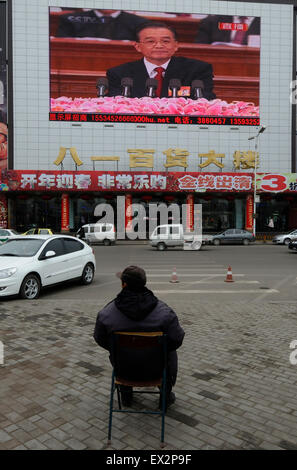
[116,385,122,410]
[107,370,115,444]
[160,369,167,447]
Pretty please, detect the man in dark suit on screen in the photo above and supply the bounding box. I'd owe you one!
[195,15,260,45]
[56,9,147,40]
[107,22,216,100]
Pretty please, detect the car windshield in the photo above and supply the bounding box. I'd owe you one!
[0,238,45,257]
[10,229,19,235]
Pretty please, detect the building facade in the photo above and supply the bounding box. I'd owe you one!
[1,0,297,236]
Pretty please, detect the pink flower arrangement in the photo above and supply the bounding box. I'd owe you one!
[50,96,259,116]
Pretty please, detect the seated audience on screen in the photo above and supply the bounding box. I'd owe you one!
[107,22,216,100]
[56,9,147,40]
[195,15,260,45]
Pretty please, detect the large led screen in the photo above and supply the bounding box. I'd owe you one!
[49,7,260,126]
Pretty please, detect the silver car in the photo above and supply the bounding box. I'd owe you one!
[272,229,297,245]
[212,229,255,246]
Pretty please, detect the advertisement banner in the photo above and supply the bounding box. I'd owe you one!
[61,193,69,231]
[2,171,297,193]
[186,193,194,231]
[257,174,297,193]
[0,2,7,172]
[245,194,253,231]
[0,170,254,192]
[125,194,133,231]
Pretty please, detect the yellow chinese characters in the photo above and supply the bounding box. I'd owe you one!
[128,149,155,168]
[198,150,225,169]
[163,148,189,169]
[233,151,259,169]
[54,147,83,167]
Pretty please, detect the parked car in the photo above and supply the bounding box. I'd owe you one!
[150,224,213,251]
[212,229,255,246]
[288,240,297,251]
[23,228,53,235]
[0,235,96,299]
[272,230,297,245]
[0,228,20,243]
[76,223,116,246]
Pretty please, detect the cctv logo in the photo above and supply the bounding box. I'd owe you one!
[0,341,3,365]
[289,340,297,365]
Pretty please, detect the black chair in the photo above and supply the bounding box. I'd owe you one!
[108,331,167,447]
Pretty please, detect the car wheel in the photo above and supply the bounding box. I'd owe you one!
[81,263,95,285]
[284,238,291,245]
[157,242,167,251]
[103,239,111,246]
[213,239,220,246]
[19,274,41,300]
[243,239,250,246]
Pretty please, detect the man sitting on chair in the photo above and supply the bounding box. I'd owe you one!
[94,265,185,409]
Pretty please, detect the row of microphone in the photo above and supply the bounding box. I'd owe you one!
[96,77,205,99]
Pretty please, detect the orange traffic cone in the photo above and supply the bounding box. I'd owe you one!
[170,267,179,283]
[224,265,234,283]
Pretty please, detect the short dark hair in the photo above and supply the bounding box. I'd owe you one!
[116,265,147,290]
[135,22,178,42]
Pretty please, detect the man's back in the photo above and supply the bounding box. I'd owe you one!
[94,286,184,353]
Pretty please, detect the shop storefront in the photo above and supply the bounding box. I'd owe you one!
[1,170,297,236]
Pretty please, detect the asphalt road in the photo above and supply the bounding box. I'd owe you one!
[12,242,296,304]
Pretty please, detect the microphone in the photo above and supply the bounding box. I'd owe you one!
[121,77,133,97]
[259,125,266,134]
[96,77,108,97]
[191,80,204,100]
[169,79,181,98]
[145,78,158,98]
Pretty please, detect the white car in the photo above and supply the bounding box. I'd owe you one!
[272,230,297,245]
[0,235,96,299]
[76,223,116,246]
[0,228,20,243]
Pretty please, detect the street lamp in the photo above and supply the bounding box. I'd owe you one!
[248,125,266,237]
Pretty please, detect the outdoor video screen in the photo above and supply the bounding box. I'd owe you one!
[49,6,260,126]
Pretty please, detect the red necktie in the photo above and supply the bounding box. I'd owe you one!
[154,67,164,98]
[233,17,247,45]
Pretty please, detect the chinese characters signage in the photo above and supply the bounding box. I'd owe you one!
[54,146,260,171]
[0,170,253,193]
[2,171,297,193]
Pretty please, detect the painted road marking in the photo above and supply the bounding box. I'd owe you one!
[148,273,245,277]
[148,280,259,284]
[153,289,279,294]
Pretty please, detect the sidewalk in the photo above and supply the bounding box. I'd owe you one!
[1,298,297,450]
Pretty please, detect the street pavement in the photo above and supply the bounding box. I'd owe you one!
[1,243,297,450]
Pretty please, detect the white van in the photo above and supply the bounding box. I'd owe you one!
[76,223,116,246]
[150,224,213,251]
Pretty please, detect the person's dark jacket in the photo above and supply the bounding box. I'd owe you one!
[56,10,147,40]
[94,286,185,383]
[107,56,216,100]
[195,15,260,45]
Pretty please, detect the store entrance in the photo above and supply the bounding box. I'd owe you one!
[13,195,61,233]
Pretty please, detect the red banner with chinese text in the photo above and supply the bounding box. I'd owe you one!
[125,193,133,231]
[245,194,253,231]
[0,170,254,193]
[1,171,297,193]
[186,194,194,231]
[61,193,69,231]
